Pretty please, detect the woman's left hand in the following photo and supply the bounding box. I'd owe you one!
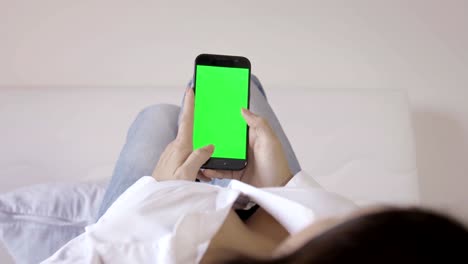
[152,87,214,182]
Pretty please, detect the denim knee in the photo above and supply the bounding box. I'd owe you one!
[250,74,267,99]
[137,104,180,121]
[126,104,180,139]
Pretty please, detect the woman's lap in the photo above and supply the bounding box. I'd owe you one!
[96,104,180,218]
[96,75,301,220]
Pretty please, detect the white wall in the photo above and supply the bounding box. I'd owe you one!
[1,0,467,223]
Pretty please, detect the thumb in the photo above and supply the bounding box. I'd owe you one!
[241,108,274,137]
[181,144,215,174]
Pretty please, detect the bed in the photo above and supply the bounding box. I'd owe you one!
[0,86,419,263]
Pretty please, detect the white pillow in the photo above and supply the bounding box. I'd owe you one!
[0,182,106,264]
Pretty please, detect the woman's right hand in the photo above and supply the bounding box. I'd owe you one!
[200,108,293,188]
[152,87,215,182]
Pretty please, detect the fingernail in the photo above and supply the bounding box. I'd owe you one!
[241,108,251,115]
[204,144,214,152]
[186,87,191,94]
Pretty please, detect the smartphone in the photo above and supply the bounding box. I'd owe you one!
[193,54,251,170]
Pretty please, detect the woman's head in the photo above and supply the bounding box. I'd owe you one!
[226,207,468,263]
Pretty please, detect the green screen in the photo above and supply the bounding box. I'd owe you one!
[193,65,249,159]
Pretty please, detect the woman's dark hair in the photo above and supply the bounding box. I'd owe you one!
[225,208,468,263]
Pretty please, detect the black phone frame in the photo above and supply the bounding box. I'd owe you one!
[193,53,251,171]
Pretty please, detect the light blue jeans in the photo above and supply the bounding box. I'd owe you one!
[96,75,301,219]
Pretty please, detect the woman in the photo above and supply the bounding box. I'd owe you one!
[43,76,468,263]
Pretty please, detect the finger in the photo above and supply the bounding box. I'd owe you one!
[201,169,230,179]
[202,169,241,180]
[241,108,274,137]
[177,87,195,143]
[197,171,212,182]
[179,144,214,176]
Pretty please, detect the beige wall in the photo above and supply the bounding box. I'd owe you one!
[1,0,467,221]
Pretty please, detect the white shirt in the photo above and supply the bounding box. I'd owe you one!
[42,171,357,264]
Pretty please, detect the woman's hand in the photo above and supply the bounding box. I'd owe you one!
[152,87,214,182]
[200,108,293,188]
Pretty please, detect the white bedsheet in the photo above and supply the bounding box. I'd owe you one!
[0,87,419,205]
[0,87,419,263]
